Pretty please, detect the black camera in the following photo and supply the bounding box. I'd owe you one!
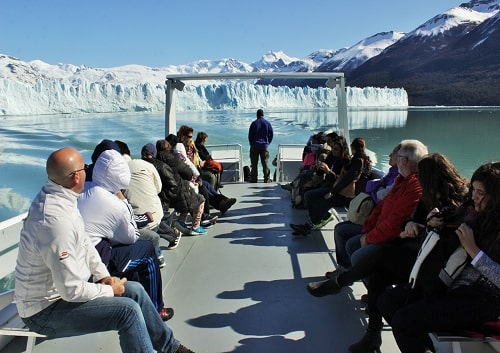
[434,206,456,221]
[429,206,458,233]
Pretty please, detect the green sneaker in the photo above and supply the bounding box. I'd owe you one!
[313,213,335,229]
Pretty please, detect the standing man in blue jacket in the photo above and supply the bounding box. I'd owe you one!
[248,109,274,183]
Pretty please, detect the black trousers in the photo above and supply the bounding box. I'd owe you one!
[250,147,270,182]
[378,282,500,353]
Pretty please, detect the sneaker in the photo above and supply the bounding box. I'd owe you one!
[290,223,312,236]
[219,198,236,215]
[175,344,196,353]
[190,226,208,236]
[201,213,218,227]
[167,228,182,250]
[173,219,187,231]
[158,307,175,321]
[158,255,166,268]
[348,328,382,353]
[280,183,293,191]
[313,213,335,229]
[307,278,342,297]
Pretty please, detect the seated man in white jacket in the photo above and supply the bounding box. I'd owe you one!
[77,149,173,321]
[14,146,194,353]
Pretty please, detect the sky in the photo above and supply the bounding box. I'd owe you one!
[1,0,461,68]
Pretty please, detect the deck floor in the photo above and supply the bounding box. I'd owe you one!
[3,182,428,353]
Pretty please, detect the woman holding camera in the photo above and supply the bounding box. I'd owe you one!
[378,161,500,353]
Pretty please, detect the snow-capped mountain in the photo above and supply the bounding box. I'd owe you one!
[1,0,499,112]
[316,31,406,74]
[349,0,500,105]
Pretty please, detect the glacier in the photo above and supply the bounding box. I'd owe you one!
[0,78,408,116]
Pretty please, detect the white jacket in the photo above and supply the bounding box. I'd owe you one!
[124,158,163,229]
[14,180,112,318]
[78,150,139,246]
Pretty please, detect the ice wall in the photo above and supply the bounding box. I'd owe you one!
[0,79,408,116]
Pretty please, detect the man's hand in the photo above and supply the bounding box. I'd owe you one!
[400,221,424,238]
[111,277,127,297]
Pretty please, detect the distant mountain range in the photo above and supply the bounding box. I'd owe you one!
[268,0,500,106]
[1,0,499,107]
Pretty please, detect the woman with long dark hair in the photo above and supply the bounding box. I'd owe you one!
[378,161,500,353]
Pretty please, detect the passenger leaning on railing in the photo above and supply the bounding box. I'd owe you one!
[13,147,196,353]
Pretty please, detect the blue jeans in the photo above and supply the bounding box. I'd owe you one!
[333,221,363,268]
[22,281,179,353]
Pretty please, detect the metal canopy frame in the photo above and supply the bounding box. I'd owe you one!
[164,72,349,144]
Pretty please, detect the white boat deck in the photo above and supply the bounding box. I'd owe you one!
[2,182,464,353]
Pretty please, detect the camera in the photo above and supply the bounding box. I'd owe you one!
[434,206,456,221]
[429,206,458,233]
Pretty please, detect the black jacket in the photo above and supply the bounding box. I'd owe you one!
[156,150,203,214]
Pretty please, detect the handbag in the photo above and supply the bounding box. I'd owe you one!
[346,192,375,225]
[203,159,223,174]
[408,229,469,295]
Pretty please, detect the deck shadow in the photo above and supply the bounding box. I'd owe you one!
[186,277,368,352]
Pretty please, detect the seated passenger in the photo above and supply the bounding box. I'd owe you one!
[115,140,166,266]
[154,140,208,236]
[185,136,236,217]
[365,143,401,204]
[84,138,120,181]
[14,147,195,353]
[291,137,372,236]
[77,149,173,321]
[378,161,500,353]
[307,153,468,353]
[323,139,428,273]
[195,131,224,189]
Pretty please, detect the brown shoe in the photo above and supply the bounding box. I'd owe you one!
[176,344,196,353]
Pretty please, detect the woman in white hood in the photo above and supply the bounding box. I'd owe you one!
[78,149,174,321]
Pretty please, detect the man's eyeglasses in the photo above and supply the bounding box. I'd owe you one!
[186,135,193,139]
[68,167,86,177]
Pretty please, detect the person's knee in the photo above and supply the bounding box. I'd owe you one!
[346,237,362,257]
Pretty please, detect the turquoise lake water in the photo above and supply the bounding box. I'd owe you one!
[1,107,499,222]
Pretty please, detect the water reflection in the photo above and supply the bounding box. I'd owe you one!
[1,108,499,221]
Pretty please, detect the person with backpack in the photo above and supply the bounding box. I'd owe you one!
[378,161,500,353]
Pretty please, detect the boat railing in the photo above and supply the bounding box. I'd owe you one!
[275,144,304,183]
[207,143,243,183]
[0,213,27,292]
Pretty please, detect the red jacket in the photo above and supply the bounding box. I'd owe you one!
[362,173,422,244]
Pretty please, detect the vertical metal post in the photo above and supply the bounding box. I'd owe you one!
[165,79,177,138]
[336,76,350,146]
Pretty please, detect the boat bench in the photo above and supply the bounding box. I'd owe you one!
[431,331,500,353]
[0,290,46,353]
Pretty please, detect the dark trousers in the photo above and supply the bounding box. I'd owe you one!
[108,240,164,311]
[250,147,270,182]
[304,187,352,224]
[378,282,500,353]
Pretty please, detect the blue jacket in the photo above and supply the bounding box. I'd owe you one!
[248,117,273,149]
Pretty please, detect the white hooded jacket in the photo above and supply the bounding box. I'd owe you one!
[78,149,139,246]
